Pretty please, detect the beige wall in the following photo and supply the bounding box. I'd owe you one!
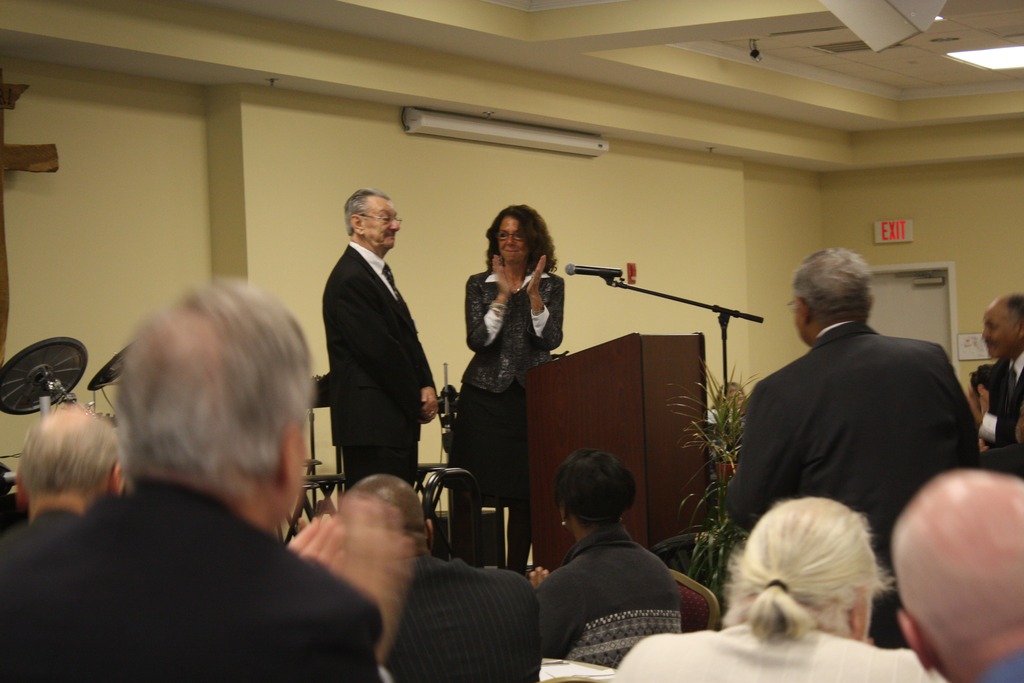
[0,55,1018,471]
[743,163,823,383]
[0,59,210,461]
[821,158,1024,381]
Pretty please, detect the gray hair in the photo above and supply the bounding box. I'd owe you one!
[116,280,313,498]
[19,405,119,499]
[724,497,891,640]
[792,248,872,324]
[343,188,391,236]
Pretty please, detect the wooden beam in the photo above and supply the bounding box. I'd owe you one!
[0,83,28,110]
[3,144,59,173]
[0,70,60,364]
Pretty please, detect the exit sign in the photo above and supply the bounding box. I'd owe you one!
[874,219,914,244]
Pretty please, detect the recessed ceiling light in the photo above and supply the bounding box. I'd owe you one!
[947,46,1024,70]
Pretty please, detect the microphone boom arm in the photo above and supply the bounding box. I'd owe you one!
[601,277,764,383]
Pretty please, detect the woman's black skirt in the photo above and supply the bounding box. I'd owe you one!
[451,382,529,501]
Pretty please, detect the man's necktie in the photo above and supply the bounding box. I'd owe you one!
[382,263,399,299]
[1007,361,1017,414]
[382,263,411,318]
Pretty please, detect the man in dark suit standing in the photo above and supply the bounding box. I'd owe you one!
[726,247,978,649]
[0,281,413,681]
[974,294,1024,449]
[323,188,437,486]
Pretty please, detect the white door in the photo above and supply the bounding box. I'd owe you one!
[869,263,957,362]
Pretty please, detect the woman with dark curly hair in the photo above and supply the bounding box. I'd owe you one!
[451,204,564,574]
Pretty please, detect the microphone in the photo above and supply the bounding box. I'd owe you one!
[565,263,622,278]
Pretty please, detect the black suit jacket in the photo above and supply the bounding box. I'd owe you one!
[461,272,564,392]
[726,322,978,646]
[981,442,1024,478]
[323,245,434,448]
[984,357,1024,448]
[0,482,382,682]
[387,555,541,683]
[0,508,77,559]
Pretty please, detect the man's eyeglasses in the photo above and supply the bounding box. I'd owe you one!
[497,231,525,242]
[358,214,403,225]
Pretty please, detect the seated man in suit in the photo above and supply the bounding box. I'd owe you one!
[0,405,121,557]
[894,469,1024,683]
[974,294,1024,449]
[979,405,1024,479]
[350,473,541,683]
[0,281,413,682]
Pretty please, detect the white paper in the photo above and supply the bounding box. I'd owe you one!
[539,659,616,680]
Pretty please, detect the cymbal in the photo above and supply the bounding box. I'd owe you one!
[0,337,88,415]
[88,345,129,391]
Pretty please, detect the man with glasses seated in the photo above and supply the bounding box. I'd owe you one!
[323,188,438,486]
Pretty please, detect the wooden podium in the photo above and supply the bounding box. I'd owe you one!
[526,333,708,568]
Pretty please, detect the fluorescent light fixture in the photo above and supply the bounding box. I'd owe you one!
[401,107,609,157]
[947,46,1024,70]
[820,0,946,52]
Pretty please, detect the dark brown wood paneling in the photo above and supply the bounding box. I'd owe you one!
[527,334,707,569]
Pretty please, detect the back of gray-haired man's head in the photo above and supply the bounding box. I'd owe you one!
[792,248,872,324]
[19,405,119,500]
[343,188,391,236]
[116,280,313,498]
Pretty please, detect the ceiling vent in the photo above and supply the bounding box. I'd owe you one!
[811,40,874,54]
[769,26,846,37]
[821,0,946,51]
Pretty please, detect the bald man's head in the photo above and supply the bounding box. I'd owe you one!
[348,474,429,555]
[893,470,1024,683]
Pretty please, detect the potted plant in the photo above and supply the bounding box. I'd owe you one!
[667,370,751,610]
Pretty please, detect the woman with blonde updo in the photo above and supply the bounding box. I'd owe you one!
[615,497,944,682]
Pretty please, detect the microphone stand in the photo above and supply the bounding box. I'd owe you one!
[596,276,764,384]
